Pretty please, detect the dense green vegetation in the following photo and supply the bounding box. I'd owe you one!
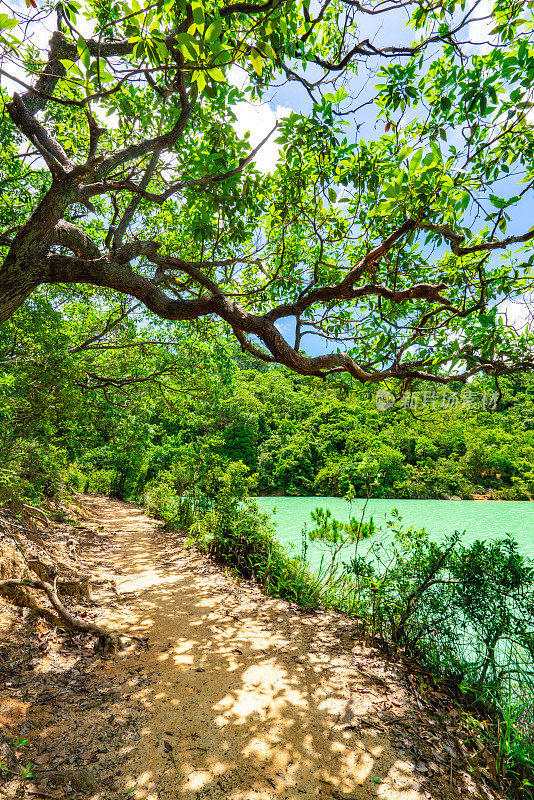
[151,366,534,501]
[4,0,534,795]
[87,366,534,502]
[4,293,534,507]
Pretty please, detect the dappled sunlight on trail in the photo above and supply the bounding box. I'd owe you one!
[65,496,471,799]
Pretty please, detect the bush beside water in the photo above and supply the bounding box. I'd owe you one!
[144,461,534,797]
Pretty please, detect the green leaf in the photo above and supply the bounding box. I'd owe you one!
[430,140,442,163]
[60,59,84,78]
[191,1,205,26]
[255,40,277,61]
[153,37,169,60]
[207,67,225,82]
[490,194,506,209]
[0,14,18,29]
[205,19,222,42]
[193,70,206,91]
[408,149,423,176]
[77,36,90,70]
[250,47,263,76]
[175,32,199,58]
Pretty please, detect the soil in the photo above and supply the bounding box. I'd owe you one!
[0,495,509,800]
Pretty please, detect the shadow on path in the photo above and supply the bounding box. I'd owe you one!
[78,495,443,800]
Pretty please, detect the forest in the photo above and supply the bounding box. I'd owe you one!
[3,0,534,797]
[5,295,534,506]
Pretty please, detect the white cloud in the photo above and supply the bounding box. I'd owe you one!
[468,0,495,53]
[232,101,292,174]
[500,295,534,332]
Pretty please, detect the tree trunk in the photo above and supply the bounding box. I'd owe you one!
[0,264,38,323]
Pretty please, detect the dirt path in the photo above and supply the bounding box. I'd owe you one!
[1,496,505,800]
[78,495,489,800]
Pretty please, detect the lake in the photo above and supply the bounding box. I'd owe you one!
[254,496,534,569]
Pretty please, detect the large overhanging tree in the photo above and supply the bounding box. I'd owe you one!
[1,0,534,387]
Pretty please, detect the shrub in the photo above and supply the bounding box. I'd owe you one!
[0,444,67,504]
[86,469,116,496]
[188,462,322,607]
[497,480,531,501]
[64,464,87,492]
[306,506,534,796]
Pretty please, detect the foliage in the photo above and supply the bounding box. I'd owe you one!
[6,297,534,509]
[303,506,534,794]
[2,2,534,388]
[180,461,322,607]
[308,507,376,546]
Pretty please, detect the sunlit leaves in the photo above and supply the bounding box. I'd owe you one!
[76,35,90,69]
[250,47,263,77]
[0,13,18,29]
[5,0,534,387]
[205,19,222,43]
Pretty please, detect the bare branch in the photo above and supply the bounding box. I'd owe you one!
[7,93,73,173]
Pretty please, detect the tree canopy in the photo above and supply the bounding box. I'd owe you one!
[2,0,534,386]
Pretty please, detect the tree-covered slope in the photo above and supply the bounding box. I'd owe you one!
[3,292,534,504]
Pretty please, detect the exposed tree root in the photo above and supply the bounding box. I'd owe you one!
[21,503,50,528]
[26,558,93,600]
[0,582,64,628]
[0,577,144,652]
[0,508,148,653]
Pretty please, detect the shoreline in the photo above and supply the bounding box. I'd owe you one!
[2,495,510,800]
[256,492,532,502]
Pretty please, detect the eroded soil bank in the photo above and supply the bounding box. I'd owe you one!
[0,495,507,800]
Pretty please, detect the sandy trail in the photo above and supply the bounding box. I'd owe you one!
[80,495,451,800]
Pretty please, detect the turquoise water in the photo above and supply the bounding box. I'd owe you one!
[254,496,534,569]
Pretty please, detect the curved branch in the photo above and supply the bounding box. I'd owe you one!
[34,249,480,386]
[112,148,163,248]
[54,220,102,259]
[419,221,534,256]
[266,219,417,320]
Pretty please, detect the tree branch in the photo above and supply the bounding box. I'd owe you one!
[54,220,102,259]
[8,93,73,173]
[419,220,534,256]
[83,122,278,203]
